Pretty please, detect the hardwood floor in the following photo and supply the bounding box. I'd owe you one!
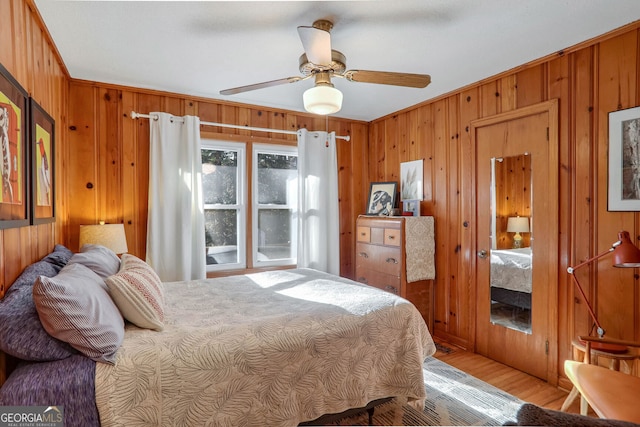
[432,338,586,415]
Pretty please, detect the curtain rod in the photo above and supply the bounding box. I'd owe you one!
[130,111,350,141]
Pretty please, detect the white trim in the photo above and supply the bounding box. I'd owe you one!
[252,143,298,268]
[201,139,247,271]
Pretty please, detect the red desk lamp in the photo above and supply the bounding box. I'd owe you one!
[567,231,640,338]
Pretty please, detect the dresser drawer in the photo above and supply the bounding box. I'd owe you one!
[384,228,401,246]
[355,243,402,276]
[354,268,401,295]
[356,226,370,242]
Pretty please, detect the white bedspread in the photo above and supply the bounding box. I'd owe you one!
[490,247,532,293]
[95,268,435,427]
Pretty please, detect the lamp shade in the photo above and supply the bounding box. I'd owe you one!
[303,84,343,115]
[507,216,530,233]
[79,223,128,254]
[612,231,640,267]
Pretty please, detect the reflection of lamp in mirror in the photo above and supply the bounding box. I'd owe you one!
[507,216,530,248]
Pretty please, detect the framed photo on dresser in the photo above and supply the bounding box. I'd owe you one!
[366,181,397,216]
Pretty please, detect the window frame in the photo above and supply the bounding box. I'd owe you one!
[251,143,298,268]
[201,139,247,272]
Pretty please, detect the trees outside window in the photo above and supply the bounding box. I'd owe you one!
[201,139,297,272]
[253,145,298,266]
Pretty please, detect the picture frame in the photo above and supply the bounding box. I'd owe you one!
[30,98,55,224]
[608,106,640,211]
[403,199,420,216]
[366,181,397,216]
[0,62,29,229]
[400,159,423,200]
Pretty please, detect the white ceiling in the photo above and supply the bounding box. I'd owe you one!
[35,0,640,122]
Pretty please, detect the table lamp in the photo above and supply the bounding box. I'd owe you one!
[567,230,640,338]
[507,216,530,248]
[79,222,129,254]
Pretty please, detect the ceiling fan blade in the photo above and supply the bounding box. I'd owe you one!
[343,70,431,88]
[297,25,332,65]
[220,76,306,95]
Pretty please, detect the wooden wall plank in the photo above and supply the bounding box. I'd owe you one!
[432,99,449,336]
[121,92,139,257]
[12,0,28,86]
[0,1,14,73]
[98,88,123,224]
[516,64,546,108]
[66,84,98,248]
[446,95,462,339]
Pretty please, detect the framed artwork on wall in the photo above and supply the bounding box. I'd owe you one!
[400,159,423,200]
[609,106,640,211]
[30,98,55,224]
[366,181,397,216]
[0,62,29,229]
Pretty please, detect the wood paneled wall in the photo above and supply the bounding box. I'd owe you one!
[368,22,640,382]
[0,0,68,298]
[65,81,369,280]
[5,0,640,387]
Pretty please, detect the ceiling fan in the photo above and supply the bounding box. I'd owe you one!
[219,19,431,115]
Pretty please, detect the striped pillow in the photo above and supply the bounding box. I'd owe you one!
[105,254,165,331]
[33,263,124,364]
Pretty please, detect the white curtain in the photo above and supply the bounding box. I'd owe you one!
[296,129,340,275]
[147,112,206,281]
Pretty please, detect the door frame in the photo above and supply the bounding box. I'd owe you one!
[469,99,559,385]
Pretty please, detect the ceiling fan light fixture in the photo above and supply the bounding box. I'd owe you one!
[303,84,343,115]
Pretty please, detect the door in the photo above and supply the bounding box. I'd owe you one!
[472,101,558,381]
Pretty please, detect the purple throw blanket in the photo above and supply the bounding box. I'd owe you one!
[0,355,99,427]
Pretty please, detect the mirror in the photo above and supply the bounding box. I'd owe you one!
[489,154,532,334]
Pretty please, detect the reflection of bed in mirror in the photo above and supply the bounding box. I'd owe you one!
[490,247,532,310]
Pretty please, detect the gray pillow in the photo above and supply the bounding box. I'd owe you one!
[511,403,640,427]
[0,259,76,361]
[68,244,120,279]
[42,244,74,271]
[33,263,125,364]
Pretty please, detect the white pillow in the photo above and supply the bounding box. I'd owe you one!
[68,244,121,279]
[105,254,165,331]
[33,263,125,363]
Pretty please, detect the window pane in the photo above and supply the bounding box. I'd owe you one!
[205,209,238,265]
[257,153,297,205]
[202,149,237,205]
[257,208,294,261]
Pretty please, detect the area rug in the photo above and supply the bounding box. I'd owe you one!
[324,357,524,426]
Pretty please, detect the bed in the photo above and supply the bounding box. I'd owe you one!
[0,244,435,427]
[490,247,532,310]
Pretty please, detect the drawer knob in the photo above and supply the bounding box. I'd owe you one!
[387,235,395,240]
[386,257,398,264]
[358,252,369,258]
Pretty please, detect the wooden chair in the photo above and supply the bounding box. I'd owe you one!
[563,335,640,424]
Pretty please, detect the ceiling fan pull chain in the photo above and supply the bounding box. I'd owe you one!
[325,116,329,147]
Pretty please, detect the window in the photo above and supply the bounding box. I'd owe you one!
[252,144,298,267]
[201,141,246,271]
[201,139,297,272]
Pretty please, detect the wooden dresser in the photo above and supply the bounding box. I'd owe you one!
[355,215,434,331]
